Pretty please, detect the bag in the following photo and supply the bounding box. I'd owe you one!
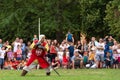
[67,33,72,42]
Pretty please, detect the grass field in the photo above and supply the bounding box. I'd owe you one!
[0,69,120,80]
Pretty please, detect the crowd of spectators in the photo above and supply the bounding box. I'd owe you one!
[0,33,120,70]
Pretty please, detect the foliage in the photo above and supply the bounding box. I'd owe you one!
[105,0,120,41]
[0,0,119,43]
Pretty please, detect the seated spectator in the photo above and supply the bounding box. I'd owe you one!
[86,50,96,68]
[62,51,69,69]
[17,60,26,70]
[11,58,20,70]
[72,49,83,69]
[4,58,12,70]
[83,51,88,67]
[52,57,60,69]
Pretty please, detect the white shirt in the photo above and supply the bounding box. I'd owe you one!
[13,42,21,52]
[0,49,6,58]
[96,43,105,54]
[58,51,64,60]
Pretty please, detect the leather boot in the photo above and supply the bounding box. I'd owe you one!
[21,70,28,76]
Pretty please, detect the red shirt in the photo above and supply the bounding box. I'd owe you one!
[50,45,57,54]
[63,56,69,63]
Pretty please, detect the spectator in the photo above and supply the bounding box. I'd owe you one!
[96,38,105,68]
[88,49,96,68]
[107,36,114,46]
[49,41,57,62]
[0,46,6,69]
[12,38,21,59]
[62,51,69,69]
[105,52,112,68]
[71,49,83,69]
[66,31,74,44]
[20,39,27,60]
[68,43,74,62]
[4,58,12,70]
[83,51,88,67]
[16,45,22,61]
[52,57,60,69]
[33,34,38,41]
[0,39,3,48]
[6,48,13,60]
[17,60,26,70]
[57,48,64,64]
[113,50,119,69]
[88,37,98,50]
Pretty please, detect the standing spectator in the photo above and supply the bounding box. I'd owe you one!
[16,45,22,61]
[113,50,119,69]
[20,39,27,60]
[96,38,105,68]
[105,52,112,68]
[66,31,74,44]
[112,40,118,50]
[26,41,31,55]
[57,48,64,64]
[117,44,120,68]
[76,40,82,51]
[4,41,12,51]
[88,37,98,50]
[81,40,88,56]
[68,43,74,62]
[0,39,3,48]
[49,41,57,62]
[0,46,6,69]
[60,42,66,51]
[12,38,21,58]
[7,48,13,60]
[33,34,38,41]
[107,36,114,46]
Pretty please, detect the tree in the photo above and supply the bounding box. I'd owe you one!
[105,0,120,41]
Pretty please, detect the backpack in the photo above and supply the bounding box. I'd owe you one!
[67,33,72,42]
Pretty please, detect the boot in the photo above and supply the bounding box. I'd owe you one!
[21,70,28,76]
[46,72,51,76]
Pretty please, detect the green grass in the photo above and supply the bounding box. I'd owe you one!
[0,69,120,80]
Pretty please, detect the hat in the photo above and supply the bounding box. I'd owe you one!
[74,49,80,53]
[39,34,45,41]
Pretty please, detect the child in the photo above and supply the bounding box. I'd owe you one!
[113,50,119,69]
[4,58,12,70]
[105,52,112,68]
[52,57,60,69]
[11,58,20,70]
[18,60,26,70]
[62,51,69,69]
[83,51,88,67]
[7,48,13,60]
[87,50,96,68]
[16,45,22,61]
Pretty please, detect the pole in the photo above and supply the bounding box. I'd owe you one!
[38,18,40,40]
